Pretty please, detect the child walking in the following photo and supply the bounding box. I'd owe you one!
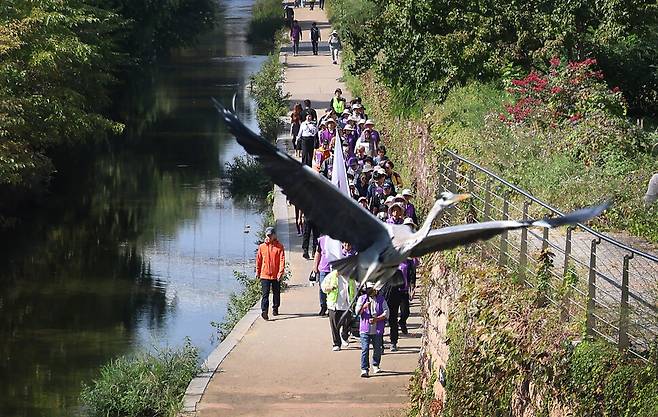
[356,283,389,377]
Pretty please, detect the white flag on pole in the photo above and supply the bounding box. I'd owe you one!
[326,130,349,262]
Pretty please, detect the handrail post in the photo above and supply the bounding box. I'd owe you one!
[619,254,633,351]
[449,157,458,194]
[586,238,600,337]
[437,162,444,194]
[467,170,476,223]
[519,201,530,282]
[481,180,492,262]
[499,194,509,268]
[561,226,575,320]
[542,225,549,252]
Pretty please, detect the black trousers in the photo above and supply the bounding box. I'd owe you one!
[399,293,410,328]
[302,220,319,254]
[319,0,325,9]
[300,135,315,166]
[311,40,319,55]
[329,309,350,347]
[386,289,402,344]
[261,279,281,312]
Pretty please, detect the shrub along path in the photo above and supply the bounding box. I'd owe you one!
[192,6,420,417]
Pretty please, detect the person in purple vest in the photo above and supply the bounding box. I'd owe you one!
[290,20,302,56]
[356,283,389,377]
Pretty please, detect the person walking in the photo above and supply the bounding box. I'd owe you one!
[256,227,285,321]
[308,0,315,11]
[290,20,302,56]
[318,0,325,9]
[312,234,332,316]
[310,22,321,55]
[328,30,341,65]
[356,283,389,377]
[284,6,294,30]
[301,99,317,121]
[321,266,356,351]
[330,88,346,114]
[299,112,318,167]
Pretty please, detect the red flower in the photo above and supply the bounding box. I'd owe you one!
[551,86,563,94]
[549,57,561,67]
[612,86,620,93]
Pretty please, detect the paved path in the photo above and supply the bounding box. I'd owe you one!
[192,6,420,417]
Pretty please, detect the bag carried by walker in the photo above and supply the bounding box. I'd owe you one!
[308,270,318,282]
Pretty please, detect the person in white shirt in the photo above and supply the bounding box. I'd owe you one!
[299,113,318,167]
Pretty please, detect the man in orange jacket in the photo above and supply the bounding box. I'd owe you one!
[256,227,286,320]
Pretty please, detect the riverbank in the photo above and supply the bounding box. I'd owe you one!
[184,6,420,417]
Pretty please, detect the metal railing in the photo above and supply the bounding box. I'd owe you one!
[438,150,658,363]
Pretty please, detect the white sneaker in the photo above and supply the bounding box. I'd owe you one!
[373,365,381,374]
[360,369,368,378]
[341,338,349,348]
[391,344,398,352]
[332,346,340,351]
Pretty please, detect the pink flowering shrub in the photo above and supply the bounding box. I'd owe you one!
[500,58,626,126]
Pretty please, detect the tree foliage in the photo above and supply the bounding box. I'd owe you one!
[0,0,216,212]
[337,0,658,115]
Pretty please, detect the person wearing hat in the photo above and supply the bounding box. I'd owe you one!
[343,125,358,157]
[256,227,286,320]
[328,30,342,65]
[367,171,386,209]
[320,117,337,149]
[353,103,368,121]
[356,283,389,377]
[330,88,347,114]
[387,202,405,224]
[401,189,418,224]
[338,109,350,129]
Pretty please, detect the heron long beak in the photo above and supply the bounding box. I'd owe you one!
[450,193,471,204]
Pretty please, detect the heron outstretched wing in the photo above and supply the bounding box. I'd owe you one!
[409,201,610,258]
[213,99,390,251]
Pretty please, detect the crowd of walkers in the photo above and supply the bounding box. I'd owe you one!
[285,5,342,63]
[288,88,420,378]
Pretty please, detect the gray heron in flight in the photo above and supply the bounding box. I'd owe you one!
[212,100,610,289]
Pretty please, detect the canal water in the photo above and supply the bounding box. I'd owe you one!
[0,1,267,416]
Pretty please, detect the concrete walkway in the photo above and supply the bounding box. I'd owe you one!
[191,6,421,417]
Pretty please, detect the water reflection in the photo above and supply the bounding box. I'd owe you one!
[0,1,266,415]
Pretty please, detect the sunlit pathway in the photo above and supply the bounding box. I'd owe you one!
[190,5,421,417]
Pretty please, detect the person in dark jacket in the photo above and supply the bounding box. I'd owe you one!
[310,22,321,55]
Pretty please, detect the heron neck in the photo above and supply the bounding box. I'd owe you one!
[417,201,443,238]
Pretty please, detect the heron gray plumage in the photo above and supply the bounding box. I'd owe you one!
[212,99,610,290]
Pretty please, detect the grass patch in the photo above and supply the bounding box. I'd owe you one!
[247,0,285,47]
[250,53,289,142]
[80,341,200,417]
[224,155,273,203]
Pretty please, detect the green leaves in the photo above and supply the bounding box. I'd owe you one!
[332,0,658,114]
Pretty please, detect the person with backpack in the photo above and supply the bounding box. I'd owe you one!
[321,243,357,351]
[310,22,321,55]
[328,30,341,64]
[290,20,302,56]
[330,88,346,114]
